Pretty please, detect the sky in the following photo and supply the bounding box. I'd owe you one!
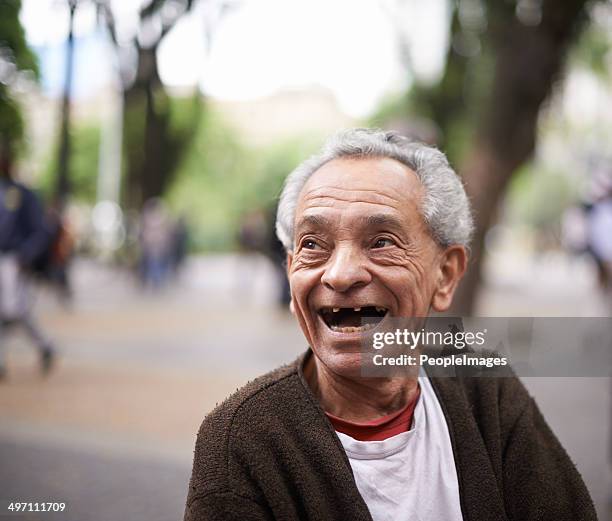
[20,0,449,117]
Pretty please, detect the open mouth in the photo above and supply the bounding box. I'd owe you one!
[318,306,389,334]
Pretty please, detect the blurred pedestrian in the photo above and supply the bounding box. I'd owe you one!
[31,200,75,305]
[237,207,291,308]
[562,169,612,298]
[585,179,612,295]
[264,204,291,308]
[139,198,173,290]
[0,145,56,379]
[170,215,189,276]
[236,209,268,300]
[237,209,267,253]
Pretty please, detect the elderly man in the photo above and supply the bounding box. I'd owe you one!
[185,129,596,521]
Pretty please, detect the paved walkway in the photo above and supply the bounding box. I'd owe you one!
[0,253,610,520]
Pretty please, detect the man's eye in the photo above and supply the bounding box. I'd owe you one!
[302,239,321,250]
[372,237,395,249]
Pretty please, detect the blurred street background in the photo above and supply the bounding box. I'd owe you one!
[1,0,612,519]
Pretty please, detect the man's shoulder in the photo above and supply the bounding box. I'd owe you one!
[200,355,303,433]
[187,354,311,500]
[191,354,309,458]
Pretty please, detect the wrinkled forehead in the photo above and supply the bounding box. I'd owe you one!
[294,157,424,230]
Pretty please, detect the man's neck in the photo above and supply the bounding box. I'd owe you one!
[303,354,419,423]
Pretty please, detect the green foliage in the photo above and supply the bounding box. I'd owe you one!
[506,163,576,229]
[0,89,24,150]
[247,135,322,207]
[121,92,147,190]
[33,98,322,252]
[39,123,100,203]
[165,104,322,251]
[121,83,202,207]
[164,107,247,251]
[0,0,38,74]
[0,0,39,154]
[368,3,497,167]
[570,16,611,77]
[368,92,413,129]
[67,125,101,202]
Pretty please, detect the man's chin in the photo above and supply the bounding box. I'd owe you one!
[311,341,366,379]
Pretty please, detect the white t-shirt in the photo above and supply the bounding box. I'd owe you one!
[335,372,463,521]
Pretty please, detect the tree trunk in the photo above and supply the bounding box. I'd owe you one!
[122,46,170,209]
[55,1,76,207]
[451,0,591,315]
[121,44,200,211]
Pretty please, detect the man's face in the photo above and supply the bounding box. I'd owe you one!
[287,157,463,376]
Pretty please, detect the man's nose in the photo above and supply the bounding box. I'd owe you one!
[321,245,372,292]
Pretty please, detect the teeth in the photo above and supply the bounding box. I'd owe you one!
[332,307,340,313]
[354,307,361,312]
[376,306,386,313]
[330,323,374,333]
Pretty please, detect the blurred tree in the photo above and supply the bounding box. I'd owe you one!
[98,0,202,210]
[0,0,39,168]
[166,102,321,251]
[454,0,592,314]
[55,0,77,206]
[379,0,594,314]
[165,105,252,251]
[410,5,481,162]
[40,122,101,203]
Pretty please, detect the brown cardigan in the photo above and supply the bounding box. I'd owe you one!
[185,351,597,520]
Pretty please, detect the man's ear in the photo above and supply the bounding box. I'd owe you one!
[431,245,468,312]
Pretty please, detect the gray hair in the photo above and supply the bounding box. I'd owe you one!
[275,128,473,252]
